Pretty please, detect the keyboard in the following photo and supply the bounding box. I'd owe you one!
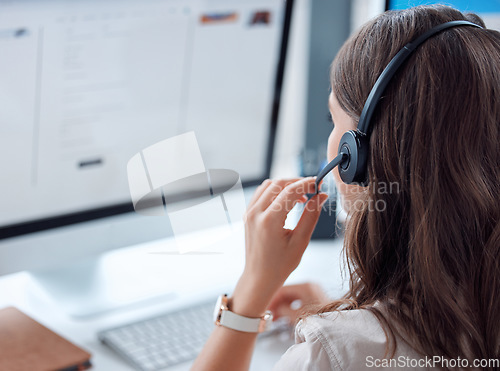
[99,299,292,370]
[99,300,214,370]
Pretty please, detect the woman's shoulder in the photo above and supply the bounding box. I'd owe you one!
[296,308,388,347]
[274,308,428,371]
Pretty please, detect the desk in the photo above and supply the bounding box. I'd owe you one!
[0,233,346,370]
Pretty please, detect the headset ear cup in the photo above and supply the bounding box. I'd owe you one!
[337,130,369,186]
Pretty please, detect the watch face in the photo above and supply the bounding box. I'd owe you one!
[213,295,223,323]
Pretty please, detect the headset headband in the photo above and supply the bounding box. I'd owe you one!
[357,20,482,134]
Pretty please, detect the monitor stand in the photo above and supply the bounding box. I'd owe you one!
[28,253,177,318]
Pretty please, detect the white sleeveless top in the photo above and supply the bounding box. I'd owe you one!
[273,309,430,370]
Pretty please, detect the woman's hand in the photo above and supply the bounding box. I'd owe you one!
[192,179,327,371]
[268,283,330,323]
[230,178,328,318]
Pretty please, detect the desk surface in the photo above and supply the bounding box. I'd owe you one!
[0,233,346,370]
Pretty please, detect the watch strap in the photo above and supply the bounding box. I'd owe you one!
[220,310,265,333]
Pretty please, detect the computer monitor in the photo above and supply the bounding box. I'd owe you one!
[386,0,500,30]
[0,0,293,315]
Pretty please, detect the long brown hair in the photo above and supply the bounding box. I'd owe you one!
[319,5,500,367]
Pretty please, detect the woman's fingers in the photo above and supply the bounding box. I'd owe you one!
[246,179,272,210]
[266,178,318,224]
[268,288,299,320]
[251,178,303,212]
[272,303,301,321]
[291,193,329,247]
[268,286,294,313]
[268,283,329,320]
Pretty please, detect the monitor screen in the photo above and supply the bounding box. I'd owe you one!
[386,1,500,30]
[0,0,292,238]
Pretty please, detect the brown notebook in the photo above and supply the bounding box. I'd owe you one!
[0,307,91,371]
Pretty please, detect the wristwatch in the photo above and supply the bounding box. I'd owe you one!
[213,294,273,333]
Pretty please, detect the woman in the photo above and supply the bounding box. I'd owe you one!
[193,5,500,370]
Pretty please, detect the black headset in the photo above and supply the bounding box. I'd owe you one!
[315,20,482,193]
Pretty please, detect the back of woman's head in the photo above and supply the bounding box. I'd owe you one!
[326,5,500,366]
